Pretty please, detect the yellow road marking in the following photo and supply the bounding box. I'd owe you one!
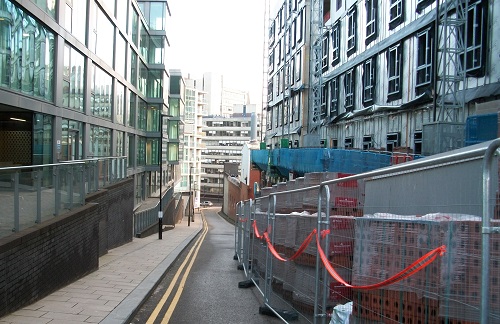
[146,215,208,324]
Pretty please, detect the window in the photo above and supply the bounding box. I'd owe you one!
[416,27,434,92]
[462,0,487,76]
[91,64,113,119]
[386,132,400,151]
[289,95,295,123]
[268,80,273,101]
[414,131,422,155]
[344,69,355,112]
[128,92,136,127]
[294,92,301,121]
[269,48,275,73]
[62,44,85,111]
[276,70,281,96]
[387,43,402,100]
[330,77,339,117]
[115,83,125,125]
[149,2,166,30]
[89,125,111,157]
[331,22,340,66]
[297,9,304,44]
[321,84,328,118]
[389,0,404,29]
[269,22,275,46]
[344,137,354,149]
[366,0,377,44]
[277,39,282,67]
[416,0,433,13]
[363,135,373,150]
[295,50,302,82]
[266,107,272,130]
[347,6,357,56]
[63,0,86,44]
[322,32,329,73]
[336,0,342,11]
[274,105,279,128]
[363,57,376,105]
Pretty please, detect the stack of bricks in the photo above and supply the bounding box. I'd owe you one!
[351,289,440,323]
[329,172,365,217]
[302,172,324,213]
[351,214,497,323]
[439,219,500,322]
[328,216,356,305]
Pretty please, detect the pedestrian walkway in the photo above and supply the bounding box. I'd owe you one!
[0,212,203,324]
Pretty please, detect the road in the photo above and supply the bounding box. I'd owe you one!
[131,207,283,323]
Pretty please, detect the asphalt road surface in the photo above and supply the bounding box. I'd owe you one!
[131,207,283,324]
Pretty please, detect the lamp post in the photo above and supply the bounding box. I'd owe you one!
[188,166,193,226]
[219,169,222,203]
[158,114,164,240]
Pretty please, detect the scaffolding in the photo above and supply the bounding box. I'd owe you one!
[307,0,324,135]
[435,0,468,123]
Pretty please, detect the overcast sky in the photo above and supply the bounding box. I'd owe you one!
[167,0,267,110]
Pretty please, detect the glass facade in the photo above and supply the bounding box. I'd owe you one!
[128,91,136,127]
[91,64,113,119]
[115,82,125,124]
[0,0,178,211]
[33,113,53,165]
[146,104,160,132]
[61,118,83,161]
[115,34,127,78]
[63,44,84,111]
[138,98,147,131]
[0,0,54,101]
[89,125,111,157]
[146,138,159,165]
[90,5,114,68]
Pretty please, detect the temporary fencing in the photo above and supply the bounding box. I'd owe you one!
[235,139,500,324]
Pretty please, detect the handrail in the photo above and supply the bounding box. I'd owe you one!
[0,161,86,172]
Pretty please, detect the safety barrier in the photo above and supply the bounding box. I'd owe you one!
[0,157,127,239]
[235,140,500,323]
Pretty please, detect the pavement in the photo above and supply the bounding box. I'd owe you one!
[0,211,204,324]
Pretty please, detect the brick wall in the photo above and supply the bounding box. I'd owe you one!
[0,178,134,317]
[0,203,100,317]
[86,178,134,255]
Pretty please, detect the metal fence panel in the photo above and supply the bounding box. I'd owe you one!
[237,140,500,324]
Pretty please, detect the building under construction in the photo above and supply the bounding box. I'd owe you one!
[261,0,498,180]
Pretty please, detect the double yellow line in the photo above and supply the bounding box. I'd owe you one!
[146,215,208,324]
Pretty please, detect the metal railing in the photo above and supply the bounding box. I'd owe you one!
[133,185,174,236]
[235,140,500,323]
[0,157,127,239]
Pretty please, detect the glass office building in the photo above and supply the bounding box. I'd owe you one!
[0,0,179,207]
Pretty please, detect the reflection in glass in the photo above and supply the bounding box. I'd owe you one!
[149,2,165,30]
[116,131,124,157]
[169,98,180,117]
[149,36,164,64]
[129,49,137,87]
[30,0,56,18]
[137,136,146,166]
[115,82,125,124]
[131,8,138,46]
[147,70,163,98]
[140,22,148,59]
[167,143,178,162]
[62,44,84,111]
[61,118,83,161]
[33,113,53,165]
[168,120,178,139]
[89,125,111,157]
[138,98,147,131]
[146,104,160,132]
[91,64,113,119]
[128,91,136,127]
[146,138,159,165]
[115,34,126,77]
[0,0,54,101]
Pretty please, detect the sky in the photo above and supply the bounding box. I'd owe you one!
[167,0,267,110]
